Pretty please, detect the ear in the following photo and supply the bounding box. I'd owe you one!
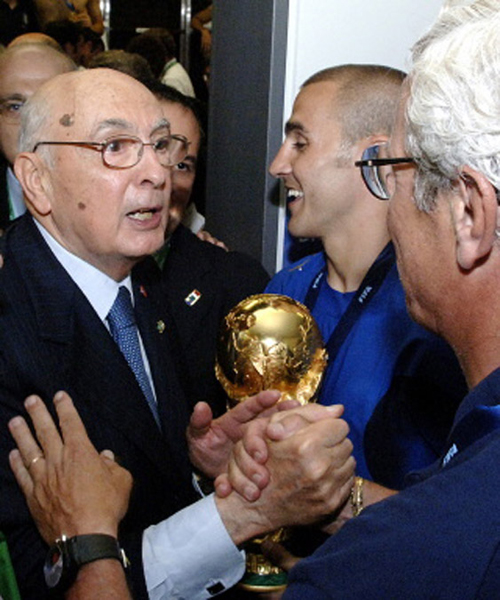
[14,153,53,217]
[451,165,498,270]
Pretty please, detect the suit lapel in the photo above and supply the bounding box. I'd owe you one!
[163,226,219,344]
[9,217,192,483]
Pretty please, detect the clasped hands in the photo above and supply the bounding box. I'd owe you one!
[187,392,356,542]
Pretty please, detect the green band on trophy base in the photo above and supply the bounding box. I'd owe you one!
[238,570,288,593]
[238,538,288,593]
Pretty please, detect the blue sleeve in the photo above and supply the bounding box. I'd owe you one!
[284,434,500,599]
[265,253,324,300]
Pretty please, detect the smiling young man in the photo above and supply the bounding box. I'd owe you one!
[266,64,466,488]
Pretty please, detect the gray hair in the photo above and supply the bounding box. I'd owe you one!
[18,89,55,165]
[406,0,500,211]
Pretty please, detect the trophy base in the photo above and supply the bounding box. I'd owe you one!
[238,571,288,593]
[239,531,289,593]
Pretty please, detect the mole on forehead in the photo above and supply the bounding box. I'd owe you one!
[59,113,75,127]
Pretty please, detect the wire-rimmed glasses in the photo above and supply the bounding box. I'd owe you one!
[355,143,415,200]
[33,133,189,169]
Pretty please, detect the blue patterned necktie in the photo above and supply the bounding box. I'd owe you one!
[107,286,160,427]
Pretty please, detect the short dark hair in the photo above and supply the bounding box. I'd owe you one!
[144,28,177,58]
[146,80,206,141]
[303,64,406,147]
[126,34,167,79]
[44,20,102,52]
[88,50,154,83]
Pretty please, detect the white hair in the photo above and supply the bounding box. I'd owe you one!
[18,91,56,166]
[406,0,500,211]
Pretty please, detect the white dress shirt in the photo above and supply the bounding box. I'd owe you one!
[161,59,196,98]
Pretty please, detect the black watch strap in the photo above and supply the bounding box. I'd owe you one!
[67,534,129,569]
[45,534,129,593]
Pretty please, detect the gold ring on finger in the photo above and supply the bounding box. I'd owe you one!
[26,454,44,471]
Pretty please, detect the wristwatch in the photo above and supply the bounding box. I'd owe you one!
[44,534,129,592]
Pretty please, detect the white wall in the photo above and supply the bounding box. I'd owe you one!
[284,0,444,117]
[275,0,444,270]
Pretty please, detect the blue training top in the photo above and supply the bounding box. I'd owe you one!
[284,368,500,599]
[266,248,465,484]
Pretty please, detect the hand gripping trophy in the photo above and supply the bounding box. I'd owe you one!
[216,293,327,593]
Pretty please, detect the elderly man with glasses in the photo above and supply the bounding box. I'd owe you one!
[265,63,466,493]
[0,67,353,600]
[282,1,500,596]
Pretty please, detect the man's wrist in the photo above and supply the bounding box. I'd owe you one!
[59,517,120,539]
[215,493,269,547]
[44,534,129,592]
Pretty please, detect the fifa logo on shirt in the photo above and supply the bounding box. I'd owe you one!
[358,286,373,304]
[442,443,458,467]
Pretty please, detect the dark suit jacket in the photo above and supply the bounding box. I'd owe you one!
[0,162,10,232]
[162,225,270,417]
[0,216,199,599]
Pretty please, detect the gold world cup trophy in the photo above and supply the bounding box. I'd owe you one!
[215,293,327,593]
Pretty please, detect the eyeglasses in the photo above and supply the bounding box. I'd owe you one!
[33,133,189,169]
[355,144,415,200]
[0,98,25,124]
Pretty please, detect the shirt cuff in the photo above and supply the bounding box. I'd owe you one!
[143,494,245,599]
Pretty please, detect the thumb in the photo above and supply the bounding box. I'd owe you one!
[100,449,116,462]
[188,402,213,437]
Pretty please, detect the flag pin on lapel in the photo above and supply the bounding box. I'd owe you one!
[156,320,166,334]
[185,289,201,306]
[139,285,148,298]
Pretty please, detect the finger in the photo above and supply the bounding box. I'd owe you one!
[227,451,263,502]
[231,439,270,490]
[23,394,63,458]
[8,413,45,467]
[8,448,34,498]
[261,540,300,572]
[256,398,301,421]
[287,417,350,453]
[214,473,232,498]
[53,391,94,448]
[226,390,281,426]
[267,404,345,441]
[215,241,228,251]
[276,399,301,412]
[317,417,350,448]
[267,413,311,441]
[329,437,354,467]
[187,402,213,438]
[241,417,270,464]
[100,449,116,462]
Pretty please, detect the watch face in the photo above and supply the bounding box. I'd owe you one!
[44,545,64,588]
